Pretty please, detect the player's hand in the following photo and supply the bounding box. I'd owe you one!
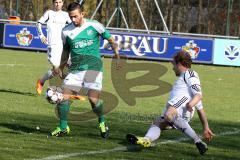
[52,67,63,78]
[186,102,194,112]
[40,35,48,45]
[203,128,214,141]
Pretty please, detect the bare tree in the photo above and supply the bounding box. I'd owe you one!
[197,0,203,33]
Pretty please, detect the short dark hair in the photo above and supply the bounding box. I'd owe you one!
[52,0,63,3]
[173,50,192,68]
[67,2,83,12]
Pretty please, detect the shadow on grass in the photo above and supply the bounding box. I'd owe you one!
[107,112,240,153]
[0,111,239,159]
[0,89,36,97]
[0,123,49,134]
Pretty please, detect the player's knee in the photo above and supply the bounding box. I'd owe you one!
[164,112,178,123]
[164,113,173,122]
[164,106,178,122]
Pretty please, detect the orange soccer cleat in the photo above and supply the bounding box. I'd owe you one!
[69,95,86,101]
[36,79,43,95]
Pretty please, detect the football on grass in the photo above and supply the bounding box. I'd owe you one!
[46,87,63,104]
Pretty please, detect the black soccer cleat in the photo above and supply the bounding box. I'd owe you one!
[196,141,208,155]
[126,133,151,147]
[126,133,138,145]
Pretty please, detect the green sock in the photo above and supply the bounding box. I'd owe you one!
[92,100,105,123]
[58,101,70,130]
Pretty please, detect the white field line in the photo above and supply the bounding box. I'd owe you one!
[0,64,25,67]
[28,129,240,160]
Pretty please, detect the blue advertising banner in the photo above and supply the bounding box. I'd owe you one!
[3,24,47,51]
[100,31,213,63]
[213,39,240,66]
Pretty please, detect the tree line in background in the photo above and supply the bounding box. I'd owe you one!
[0,0,239,37]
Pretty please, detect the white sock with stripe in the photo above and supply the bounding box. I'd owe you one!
[144,124,161,142]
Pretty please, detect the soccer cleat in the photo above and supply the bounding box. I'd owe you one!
[48,126,70,137]
[99,122,109,138]
[36,79,43,95]
[126,133,151,148]
[69,95,86,101]
[196,141,208,155]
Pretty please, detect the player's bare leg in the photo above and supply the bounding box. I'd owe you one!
[36,70,55,95]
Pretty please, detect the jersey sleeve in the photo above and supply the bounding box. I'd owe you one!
[92,21,111,39]
[66,16,72,24]
[195,101,203,110]
[184,70,202,96]
[37,11,49,37]
[64,12,72,24]
[38,10,49,24]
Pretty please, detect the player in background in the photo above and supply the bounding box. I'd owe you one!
[126,51,214,155]
[36,0,71,95]
[48,2,121,138]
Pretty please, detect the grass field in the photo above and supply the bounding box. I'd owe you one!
[0,48,239,160]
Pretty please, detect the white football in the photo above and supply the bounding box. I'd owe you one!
[46,87,63,104]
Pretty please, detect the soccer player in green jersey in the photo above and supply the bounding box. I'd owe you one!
[48,2,120,138]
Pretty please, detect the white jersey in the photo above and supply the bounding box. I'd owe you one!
[169,69,202,106]
[165,69,203,121]
[37,10,71,45]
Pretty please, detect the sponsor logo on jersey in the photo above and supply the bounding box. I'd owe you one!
[182,40,200,59]
[224,45,240,61]
[16,28,33,46]
[74,40,94,48]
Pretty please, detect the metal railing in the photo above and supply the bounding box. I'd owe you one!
[1,19,239,40]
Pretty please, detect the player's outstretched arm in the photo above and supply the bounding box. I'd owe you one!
[107,37,121,69]
[186,93,202,112]
[197,109,215,141]
[37,22,48,45]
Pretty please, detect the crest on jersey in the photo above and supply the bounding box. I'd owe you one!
[224,45,240,61]
[182,40,200,59]
[16,28,33,46]
[87,29,93,36]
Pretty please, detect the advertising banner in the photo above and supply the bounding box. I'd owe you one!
[213,39,240,66]
[100,31,214,63]
[3,24,47,51]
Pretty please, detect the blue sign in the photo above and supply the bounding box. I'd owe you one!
[213,39,240,66]
[3,24,47,50]
[100,31,213,63]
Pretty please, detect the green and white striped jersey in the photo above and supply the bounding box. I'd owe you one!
[62,18,111,72]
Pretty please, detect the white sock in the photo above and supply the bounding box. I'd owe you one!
[172,116,201,143]
[144,124,161,142]
[41,70,53,84]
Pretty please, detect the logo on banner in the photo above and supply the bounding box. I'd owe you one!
[101,34,168,56]
[16,28,33,46]
[182,40,200,59]
[224,45,240,61]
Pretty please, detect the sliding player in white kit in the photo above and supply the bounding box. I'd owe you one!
[36,0,71,95]
[126,51,214,155]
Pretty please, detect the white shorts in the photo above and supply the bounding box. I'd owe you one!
[47,44,63,67]
[63,70,103,93]
[161,96,195,122]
